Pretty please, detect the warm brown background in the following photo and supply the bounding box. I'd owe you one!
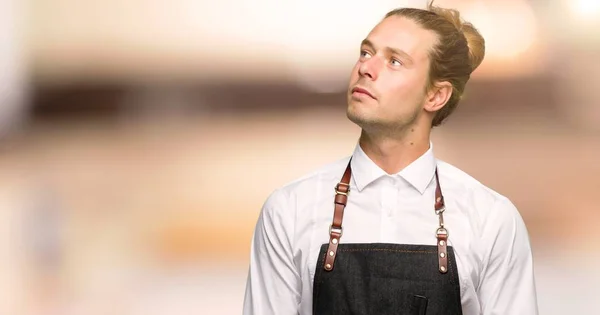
[1,0,598,314]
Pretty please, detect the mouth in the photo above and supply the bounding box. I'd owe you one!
[351,86,376,99]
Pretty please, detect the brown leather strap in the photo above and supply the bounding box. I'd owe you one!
[324,159,352,271]
[324,160,449,274]
[434,170,444,211]
[434,170,448,274]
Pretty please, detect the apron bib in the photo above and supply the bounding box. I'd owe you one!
[312,159,463,315]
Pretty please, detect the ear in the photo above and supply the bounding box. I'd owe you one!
[423,81,453,113]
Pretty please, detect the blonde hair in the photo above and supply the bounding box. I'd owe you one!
[384,1,485,126]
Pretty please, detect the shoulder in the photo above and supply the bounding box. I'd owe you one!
[261,156,351,212]
[257,156,351,243]
[435,159,523,227]
[436,160,533,261]
[268,156,351,201]
[436,159,505,198]
[436,159,513,203]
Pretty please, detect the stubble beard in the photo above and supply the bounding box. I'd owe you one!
[346,102,421,139]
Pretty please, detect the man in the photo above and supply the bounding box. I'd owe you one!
[243,3,538,315]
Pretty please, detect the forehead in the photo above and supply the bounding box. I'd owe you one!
[365,15,438,62]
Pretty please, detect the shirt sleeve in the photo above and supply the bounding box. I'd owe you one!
[243,189,301,315]
[477,197,539,315]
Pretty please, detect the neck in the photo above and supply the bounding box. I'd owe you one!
[358,127,430,174]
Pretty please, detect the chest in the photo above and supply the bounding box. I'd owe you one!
[295,187,482,301]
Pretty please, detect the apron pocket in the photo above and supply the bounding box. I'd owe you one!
[410,295,428,315]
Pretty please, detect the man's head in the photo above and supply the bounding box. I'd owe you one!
[347,2,485,134]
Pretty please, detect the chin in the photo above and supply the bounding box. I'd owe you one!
[347,107,374,128]
[347,98,373,115]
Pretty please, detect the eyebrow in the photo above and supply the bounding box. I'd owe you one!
[361,39,415,65]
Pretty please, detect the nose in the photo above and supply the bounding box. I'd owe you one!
[358,56,380,81]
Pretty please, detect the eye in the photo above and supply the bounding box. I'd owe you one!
[390,58,403,66]
[359,50,372,59]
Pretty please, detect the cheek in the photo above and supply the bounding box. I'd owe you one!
[389,76,425,101]
[380,80,411,104]
[379,80,425,114]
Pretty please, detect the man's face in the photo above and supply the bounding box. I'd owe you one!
[347,15,438,132]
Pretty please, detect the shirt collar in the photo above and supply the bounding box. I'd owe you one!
[350,142,437,194]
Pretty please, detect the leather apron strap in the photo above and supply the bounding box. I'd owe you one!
[324,159,450,273]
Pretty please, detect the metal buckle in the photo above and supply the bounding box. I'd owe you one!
[436,227,448,238]
[335,183,350,196]
[329,225,343,237]
[435,205,445,215]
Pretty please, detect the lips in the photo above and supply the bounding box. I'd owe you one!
[351,86,376,99]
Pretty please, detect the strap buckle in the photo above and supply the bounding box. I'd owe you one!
[435,206,445,215]
[329,225,343,237]
[436,227,448,238]
[334,182,350,196]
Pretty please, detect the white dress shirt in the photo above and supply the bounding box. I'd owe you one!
[243,143,538,315]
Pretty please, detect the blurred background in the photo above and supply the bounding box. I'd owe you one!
[1,0,599,314]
